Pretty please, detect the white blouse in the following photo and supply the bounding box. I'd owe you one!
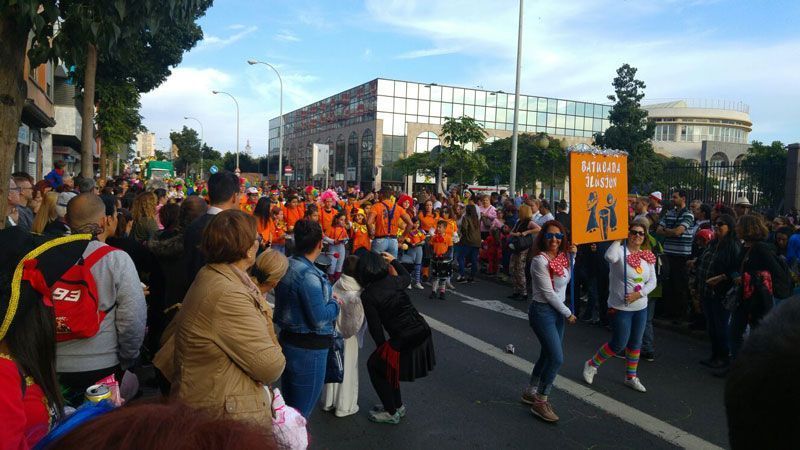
[530,254,572,317]
[604,240,657,312]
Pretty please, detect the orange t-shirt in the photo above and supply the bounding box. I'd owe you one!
[257,219,272,245]
[328,225,348,243]
[371,201,406,238]
[283,204,305,230]
[319,207,338,237]
[431,233,449,257]
[404,229,426,247]
[351,223,371,253]
[418,212,439,233]
[444,219,457,246]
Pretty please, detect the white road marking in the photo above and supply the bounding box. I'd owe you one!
[422,314,724,450]
[449,290,529,320]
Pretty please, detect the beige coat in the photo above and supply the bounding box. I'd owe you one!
[163,263,285,429]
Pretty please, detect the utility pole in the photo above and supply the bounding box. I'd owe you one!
[509,0,524,196]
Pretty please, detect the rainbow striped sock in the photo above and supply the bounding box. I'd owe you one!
[590,343,615,367]
[625,348,641,379]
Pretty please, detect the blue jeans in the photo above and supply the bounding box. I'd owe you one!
[641,300,656,354]
[528,301,565,396]
[702,295,730,360]
[372,237,398,258]
[456,245,479,278]
[279,341,329,418]
[609,308,648,353]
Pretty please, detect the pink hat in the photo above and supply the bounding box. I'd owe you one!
[696,228,714,244]
[246,187,259,194]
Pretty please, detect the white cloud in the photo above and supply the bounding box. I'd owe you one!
[228,24,246,30]
[364,0,799,142]
[363,48,372,59]
[274,30,301,42]
[198,26,258,50]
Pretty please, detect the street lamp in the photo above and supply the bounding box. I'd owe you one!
[184,116,204,179]
[211,90,240,172]
[509,0,524,197]
[247,60,284,185]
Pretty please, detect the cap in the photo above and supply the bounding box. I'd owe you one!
[246,187,259,194]
[734,196,752,207]
[696,228,714,244]
[649,191,662,202]
[55,191,77,218]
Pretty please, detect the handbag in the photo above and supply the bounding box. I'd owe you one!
[270,387,309,450]
[509,233,534,253]
[324,332,345,383]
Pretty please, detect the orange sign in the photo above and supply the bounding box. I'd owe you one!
[569,150,629,245]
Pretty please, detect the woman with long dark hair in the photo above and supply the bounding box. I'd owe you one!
[357,252,435,424]
[254,197,273,251]
[0,228,64,448]
[691,214,741,371]
[455,204,481,283]
[521,220,576,423]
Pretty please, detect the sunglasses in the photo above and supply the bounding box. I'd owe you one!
[629,230,646,237]
[544,232,564,240]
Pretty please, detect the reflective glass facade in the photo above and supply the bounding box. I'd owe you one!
[269,78,611,186]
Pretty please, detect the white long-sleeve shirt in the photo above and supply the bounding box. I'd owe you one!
[530,254,572,317]
[604,240,657,312]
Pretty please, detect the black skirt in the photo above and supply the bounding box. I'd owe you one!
[399,331,436,382]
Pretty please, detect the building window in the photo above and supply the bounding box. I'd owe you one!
[361,129,374,183]
[415,131,439,153]
[347,132,359,182]
[335,135,345,180]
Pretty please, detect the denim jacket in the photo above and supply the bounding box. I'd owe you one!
[274,256,339,335]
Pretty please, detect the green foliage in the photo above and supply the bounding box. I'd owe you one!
[594,63,660,191]
[438,116,489,184]
[0,1,60,66]
[95,81,142,156]
[391,152,433,178]
[476,133,567,192]
[742,141,787,208]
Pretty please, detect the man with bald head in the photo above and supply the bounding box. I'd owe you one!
[54,193,147,405]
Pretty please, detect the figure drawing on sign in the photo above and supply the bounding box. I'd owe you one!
[606,193,618,232]
[586,191,599,234]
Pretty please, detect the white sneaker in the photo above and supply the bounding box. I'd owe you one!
[582,361,597,385]
[446,280,455,289]
[414,283,424,289]
[407,284,412,290]
[624,377,647,392]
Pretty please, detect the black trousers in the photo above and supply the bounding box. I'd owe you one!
[58,365,122,407]
[367,350,402,414]
[662,254,690,318]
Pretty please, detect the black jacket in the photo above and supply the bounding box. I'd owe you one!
[361,260,430,351]
[696,238,742,299]
[184,213,215,285]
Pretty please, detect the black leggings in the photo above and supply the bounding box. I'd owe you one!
[367,350,402,414]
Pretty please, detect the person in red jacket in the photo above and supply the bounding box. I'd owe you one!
[480,228,503,275]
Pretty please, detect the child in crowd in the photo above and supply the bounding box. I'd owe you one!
[481,227,503,275]
[270,206,287,254]
[350,209,371,254]
[324,212,349,282]
[402,217,427,290]
[430,220,453,300]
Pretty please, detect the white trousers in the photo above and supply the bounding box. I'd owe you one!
[321,335,360,416]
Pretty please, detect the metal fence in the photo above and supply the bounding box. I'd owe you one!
[661,161,786,211]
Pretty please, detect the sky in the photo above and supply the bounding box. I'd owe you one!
[140,0,800,157]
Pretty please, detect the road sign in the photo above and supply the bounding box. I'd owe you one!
[284,164,293,174]
[209,165,218,174]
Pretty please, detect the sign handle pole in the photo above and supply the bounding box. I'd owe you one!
[569,252,575,314]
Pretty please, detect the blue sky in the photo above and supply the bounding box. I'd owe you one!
[140,0,800,156]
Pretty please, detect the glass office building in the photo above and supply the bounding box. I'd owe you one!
[269,78,611,188]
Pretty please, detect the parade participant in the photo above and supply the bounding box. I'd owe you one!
[304,204,320,223]
[521,220,577,423]
[357,252,435,424]
[368,187,412,258]
[350,209,371,254]
[254,197,273,251]
[319,190,340,237]
[0,227,65,449]
[241,187,259,214]
[582,220,657,393]
[283,195,306,233]
[322,256,365,418]
[269,206,287,254]
[455,204,481,283]
[397,194,414,217]
[418,200,438,234]
[324,212,349,282]
[402,217,426,290]
[131,192,159,242]
[429,220,452,300]
[274,219,340,418]
[171,210,285,430]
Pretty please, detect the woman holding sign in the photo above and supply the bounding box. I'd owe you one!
[521,220,577,423]
[581,219,657,393]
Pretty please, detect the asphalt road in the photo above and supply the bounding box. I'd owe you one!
[307,278,730,449]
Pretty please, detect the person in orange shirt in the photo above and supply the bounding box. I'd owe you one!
[282,195,305,233]
[401,217,427,289]
[324,212,349,282]
[253,197,272,251]
[240,187,259,214]
[269,206,287,254]
[439,206,458,290]
[430,220,453,300]
[350,209,371,254]
[367,187,412,258]
[318,189,339,237]
[418,200,439,234]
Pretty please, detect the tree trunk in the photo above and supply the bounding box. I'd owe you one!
[0,15,30,229]
[80,43,98,178]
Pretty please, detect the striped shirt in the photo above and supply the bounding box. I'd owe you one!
[659,207,695,256]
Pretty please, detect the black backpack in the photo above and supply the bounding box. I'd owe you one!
[772,253,794,299]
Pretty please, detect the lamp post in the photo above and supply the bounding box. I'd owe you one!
[184,116,204,180]
[211,90,240,172]
[247,60,284,185]
[509,0,524,197]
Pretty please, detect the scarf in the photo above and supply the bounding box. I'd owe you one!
[547,252,569,278]
[626,250,656,271]
[377,341,400,388]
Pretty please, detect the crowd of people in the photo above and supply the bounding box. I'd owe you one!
[1,161,797,447]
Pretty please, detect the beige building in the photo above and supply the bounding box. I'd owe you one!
[643,99,752,163]
[134,131,156,159]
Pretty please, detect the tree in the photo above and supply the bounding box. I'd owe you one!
[594,63,660,191]
[477,132,567,194]
[391,152,434,192]
[170,126,202,175]
[95,81,143,178]
[742,141,787,209]
[438,116,489,188]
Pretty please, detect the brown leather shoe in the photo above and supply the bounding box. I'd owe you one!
[530,400,559,423]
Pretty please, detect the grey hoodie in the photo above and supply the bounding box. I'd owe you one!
[56,240,147,373]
